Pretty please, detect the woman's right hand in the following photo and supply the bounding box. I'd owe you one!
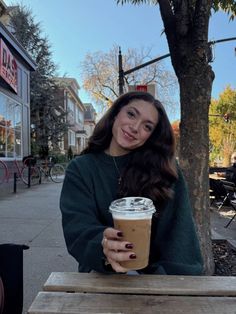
[102,227,136,273]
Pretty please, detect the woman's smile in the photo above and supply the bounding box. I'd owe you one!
[121,129,137,141]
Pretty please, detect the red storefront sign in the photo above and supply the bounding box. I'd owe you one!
[135,85,148,92]
[0,38,18,93]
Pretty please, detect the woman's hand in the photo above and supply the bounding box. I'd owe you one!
[102,227,136,273]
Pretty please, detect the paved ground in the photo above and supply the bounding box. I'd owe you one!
[0,181,235,313]
[0,182,77,314]
[211,208,236,248]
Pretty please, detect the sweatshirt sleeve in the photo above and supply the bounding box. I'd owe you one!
[141,166,203,275]
[60,159,112,273]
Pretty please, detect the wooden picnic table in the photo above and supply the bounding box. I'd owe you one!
[28,272,236,314]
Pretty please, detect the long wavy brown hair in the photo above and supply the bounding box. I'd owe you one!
[82,91,178,204]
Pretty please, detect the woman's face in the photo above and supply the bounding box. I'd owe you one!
[109,99,159,156]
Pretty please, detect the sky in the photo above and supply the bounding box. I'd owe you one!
[4,0,236,121]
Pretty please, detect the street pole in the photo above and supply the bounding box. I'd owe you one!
[118,47,124,95]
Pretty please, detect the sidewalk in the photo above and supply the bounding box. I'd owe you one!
[0,182,77,314]
[211,206,236,248]
[0,182,236,313]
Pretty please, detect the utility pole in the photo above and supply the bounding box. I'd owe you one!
[118,37,236,96]
[118,47,124,95]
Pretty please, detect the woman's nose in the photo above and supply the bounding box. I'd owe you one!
[129,122,139,133]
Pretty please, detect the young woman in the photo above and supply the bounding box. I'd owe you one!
[60,91,203,274]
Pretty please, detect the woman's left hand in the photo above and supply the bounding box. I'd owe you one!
[102,227,136,273]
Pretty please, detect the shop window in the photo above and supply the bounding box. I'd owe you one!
[0,92,22,158]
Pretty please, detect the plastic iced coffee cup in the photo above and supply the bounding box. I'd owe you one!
[109,197,156,270]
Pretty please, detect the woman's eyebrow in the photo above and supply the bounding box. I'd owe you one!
[129,106,157,125]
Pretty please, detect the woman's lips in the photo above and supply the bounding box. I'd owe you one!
[122,129,136,141]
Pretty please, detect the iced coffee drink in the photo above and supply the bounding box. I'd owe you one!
[109,197,156,270]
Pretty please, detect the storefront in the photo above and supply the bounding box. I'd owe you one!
[0,21,36,160]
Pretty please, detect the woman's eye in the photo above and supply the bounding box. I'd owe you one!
[127,110,135,118]
[144,124,153,132]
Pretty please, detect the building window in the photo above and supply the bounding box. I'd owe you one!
[75,107,79,124]
[68,130,75,146]
[68,98,74,112]
[67,98,75,123]
[0,92,22,158]
[75,106,84,124]
[79,107,84,124]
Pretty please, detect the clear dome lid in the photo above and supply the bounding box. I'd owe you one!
[109,197,156,216]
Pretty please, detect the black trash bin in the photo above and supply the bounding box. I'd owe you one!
[0,244,29,314]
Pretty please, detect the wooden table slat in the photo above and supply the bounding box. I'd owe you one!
[28,292,236,314]
[43,272,236,296]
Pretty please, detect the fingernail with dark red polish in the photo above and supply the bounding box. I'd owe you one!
[129,254,136,259]
[125,243,133,249]
[117,231,123,237]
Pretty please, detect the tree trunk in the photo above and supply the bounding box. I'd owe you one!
[179,65,215,274]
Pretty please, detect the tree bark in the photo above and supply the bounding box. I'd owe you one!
[179,64,215,274]
[158,0,215,275]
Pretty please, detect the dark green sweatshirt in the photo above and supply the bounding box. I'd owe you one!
[60,152,203,275]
